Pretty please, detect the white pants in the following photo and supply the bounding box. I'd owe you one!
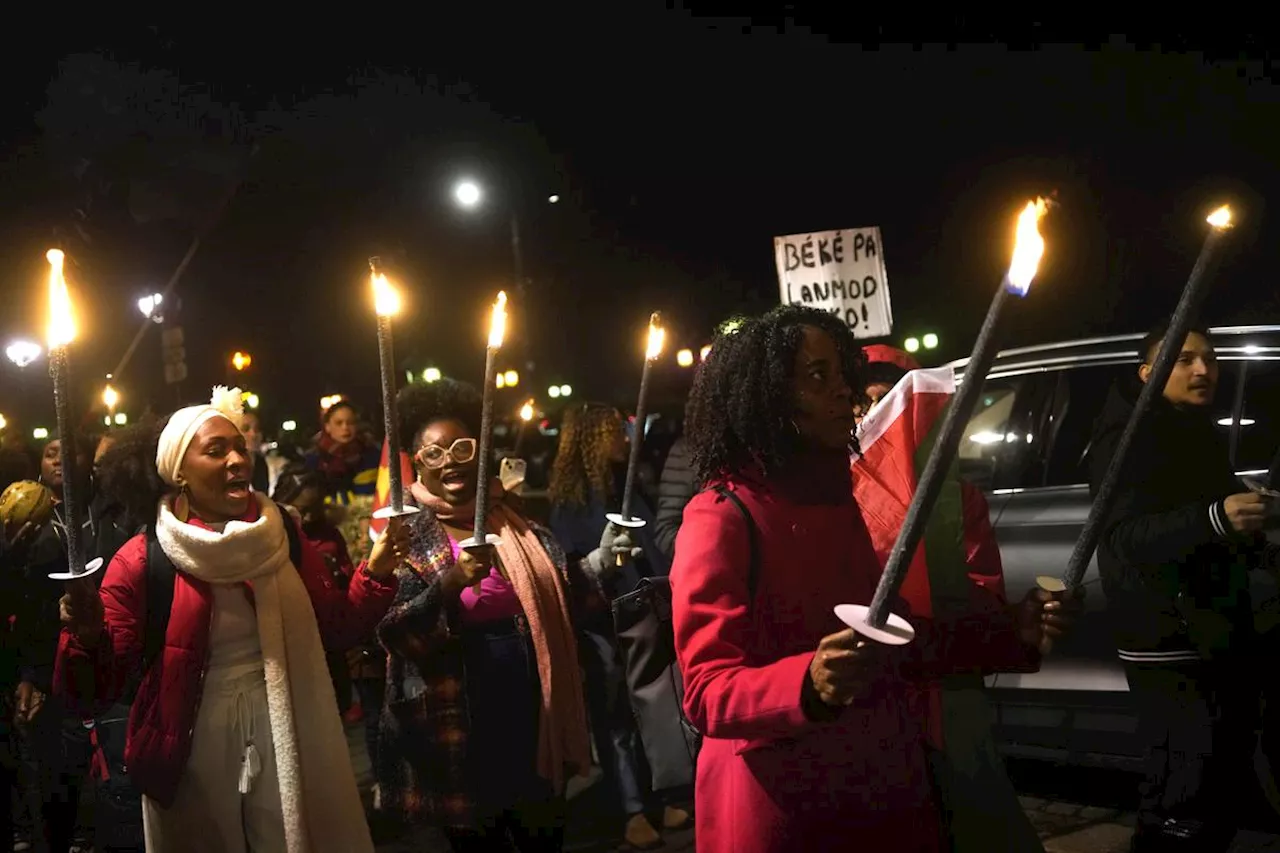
[143,664,288,853]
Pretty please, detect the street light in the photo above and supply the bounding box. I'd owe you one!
[904,337,921,353]
[922,333,939,350]
[33,427,48,440]
[559,384,572,398]
[245,393,260,410]
[114,413,127,425]
[423,367,441,383]
[453,177,561,389]
[503,369,519,388]
[0,413,7,431]
[102,384,119,411]
[454,180,482,209]
[232,351,252,371]
[282,420,298,432]
[548,386,561,399]
[137,293,164,322]
[700,344,712,362]
[676,349,694,368]
[5,340,41,368]
[520,401,535,422]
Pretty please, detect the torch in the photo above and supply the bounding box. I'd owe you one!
[44,249,104,582]
[1039,204,1236,594]
[606,313,665,565]
[837,199,1050,646]
[369,257,419,525]
[459,291,507,554]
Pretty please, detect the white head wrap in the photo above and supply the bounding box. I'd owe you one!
[156,386,245,486]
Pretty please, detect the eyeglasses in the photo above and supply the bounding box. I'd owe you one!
[416,438,477,470]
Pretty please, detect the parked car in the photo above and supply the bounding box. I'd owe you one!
[946,325,1280,783]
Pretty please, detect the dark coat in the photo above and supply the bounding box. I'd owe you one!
[654,436,696,562]
[1091,379,1271,663]
[375,502,603,829]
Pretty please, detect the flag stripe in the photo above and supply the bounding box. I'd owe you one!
[855,366,955,458]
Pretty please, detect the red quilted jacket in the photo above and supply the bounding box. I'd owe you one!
[54,504,397,807]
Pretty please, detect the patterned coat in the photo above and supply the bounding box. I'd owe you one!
[374,502,603,829]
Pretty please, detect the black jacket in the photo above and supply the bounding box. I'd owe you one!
[11,493,134,691]
[654,435,695,562]
[1091,379,1267,663]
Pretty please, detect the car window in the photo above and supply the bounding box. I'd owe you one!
[1043,364,1133,487]
[1042,358,1280,485]
[1216,358,1280,474]
[959,374,1052,490]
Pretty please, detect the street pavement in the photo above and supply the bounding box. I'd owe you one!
[375,767,694,853]
[368,749,1280,852]
[1022,795,1280,852]
[1010,757,1280,852]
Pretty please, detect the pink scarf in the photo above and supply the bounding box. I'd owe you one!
[409,478,592,789]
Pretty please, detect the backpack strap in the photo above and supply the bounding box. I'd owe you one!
[142,528,177,677]
[712,486,760,611]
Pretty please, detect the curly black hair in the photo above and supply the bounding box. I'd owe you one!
[94,415,168,532]
[685,305,867,487]
[396,378,484,454]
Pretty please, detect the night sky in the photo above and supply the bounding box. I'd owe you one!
[1,21,1276,436]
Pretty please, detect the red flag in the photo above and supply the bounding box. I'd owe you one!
[851,367,1040,847]
[368,437,415,541]
[851,366,955,605]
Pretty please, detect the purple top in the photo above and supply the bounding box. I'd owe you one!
[449,536,523,624]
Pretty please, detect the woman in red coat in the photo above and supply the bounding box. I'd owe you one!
[55,389,407,853]
[671,306,945,852]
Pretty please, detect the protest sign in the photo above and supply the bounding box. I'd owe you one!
[774,227,892,338]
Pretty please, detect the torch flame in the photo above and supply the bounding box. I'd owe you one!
[1206,205,1233,230]
[1005,198,1049,297]
[372,271,401,317]
[46,249,76,349]
[488,291,508,349]
[646,313,666,360]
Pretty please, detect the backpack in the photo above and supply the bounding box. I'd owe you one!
[610,485,759,792]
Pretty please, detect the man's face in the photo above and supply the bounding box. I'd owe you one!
[1140,331,1218,408]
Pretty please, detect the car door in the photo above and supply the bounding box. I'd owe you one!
[981,361,1148,765]
[989,363,1132,691]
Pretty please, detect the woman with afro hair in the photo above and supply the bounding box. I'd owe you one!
[670,304,949,852]
[376,378,636,852]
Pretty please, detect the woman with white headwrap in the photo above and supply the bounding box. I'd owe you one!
[54,388,410,853]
